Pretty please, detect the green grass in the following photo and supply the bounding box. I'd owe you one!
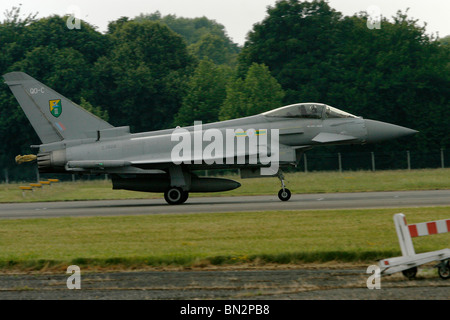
[1,168,449,203]
[0,207,449,271]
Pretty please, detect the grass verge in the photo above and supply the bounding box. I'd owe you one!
[0,206,449,272]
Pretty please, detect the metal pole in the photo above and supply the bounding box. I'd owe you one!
[371,152,375,171]
[407,151,411,170]
[338,153,342,172]
[441,148,445,169]
[36,166,40,183]
[4,168,9,184]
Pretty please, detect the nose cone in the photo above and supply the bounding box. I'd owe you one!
[364,119,418,143]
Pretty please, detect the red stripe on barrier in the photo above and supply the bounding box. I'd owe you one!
[447,220,450,233]
[408,225,418,237]
[427,222,438,235]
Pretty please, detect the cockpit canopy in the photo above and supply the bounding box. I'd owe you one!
[262,103,358,119]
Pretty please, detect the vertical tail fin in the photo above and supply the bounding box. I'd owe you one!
[3,72,113,144]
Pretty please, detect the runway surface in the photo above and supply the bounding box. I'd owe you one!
[0,189,449,219]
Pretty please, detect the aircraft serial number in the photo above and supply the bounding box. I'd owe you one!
[29,87,45,94]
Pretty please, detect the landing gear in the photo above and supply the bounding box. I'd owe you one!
[277,171,291,201]
[165,166,190,205]
[278,188,291,201]
[164,187,189,205]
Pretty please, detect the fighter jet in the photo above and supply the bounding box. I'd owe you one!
[3,72,417,204]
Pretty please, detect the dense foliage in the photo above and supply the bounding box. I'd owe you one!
[0,1,448,180]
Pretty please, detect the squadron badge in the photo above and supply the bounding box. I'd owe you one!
[49,99,62,118]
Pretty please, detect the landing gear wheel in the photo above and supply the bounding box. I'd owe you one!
[402,267,417,280]
[437,260,450,280]
[164,187,189,205]
[179,190,189,204]
[278,188,291,201]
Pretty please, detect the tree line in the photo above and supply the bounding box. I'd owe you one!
[0,0,449,180]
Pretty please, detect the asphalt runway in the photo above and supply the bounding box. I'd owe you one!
[0,189,449,219]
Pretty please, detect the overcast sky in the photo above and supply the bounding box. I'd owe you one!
[1,0,449,45]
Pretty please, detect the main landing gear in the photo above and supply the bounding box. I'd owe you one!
[277,171,291,201]
[164,187,189,205]
[164,166,190,205]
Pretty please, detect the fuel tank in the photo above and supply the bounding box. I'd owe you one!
[112,174,241,193]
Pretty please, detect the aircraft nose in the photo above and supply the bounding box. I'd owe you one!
[364,119,418,143]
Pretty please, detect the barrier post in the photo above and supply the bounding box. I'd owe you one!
[394,213,415,257]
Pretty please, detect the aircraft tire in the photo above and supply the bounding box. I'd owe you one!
[278,188,291,201]
[180,190,189,204]
[164,187,188,205]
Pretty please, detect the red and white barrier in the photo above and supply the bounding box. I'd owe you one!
[379,213,450,279]
[408,219,450,237]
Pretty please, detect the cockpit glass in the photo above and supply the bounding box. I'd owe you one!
[263,103,357,119]
[325,106,357,119]
[263,103,324,119]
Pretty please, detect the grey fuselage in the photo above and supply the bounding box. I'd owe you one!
[37,113,367,175]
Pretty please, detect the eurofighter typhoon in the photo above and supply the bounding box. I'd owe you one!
[3,72,417,204]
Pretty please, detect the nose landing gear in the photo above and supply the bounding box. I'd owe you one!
[277,171,291,201]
